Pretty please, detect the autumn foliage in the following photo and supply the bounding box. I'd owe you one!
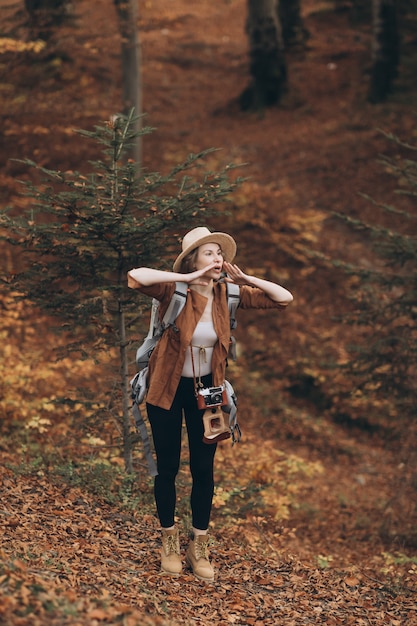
[1,0,417,624]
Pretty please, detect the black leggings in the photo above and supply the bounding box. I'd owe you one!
[147,375,217,530]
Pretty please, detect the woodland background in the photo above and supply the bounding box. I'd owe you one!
[1,0,417,624]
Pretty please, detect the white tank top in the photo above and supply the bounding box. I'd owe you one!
[181,320,218,378]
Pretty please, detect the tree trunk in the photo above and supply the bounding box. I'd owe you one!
[113,0,142,168]
[278,0,308,48]
[368,0,399,103]
[24,0,71,38]
[24,0,68,13]
[240,0,287,111]
[348,0,373,25]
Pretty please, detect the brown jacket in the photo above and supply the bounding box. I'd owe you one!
[129,279,286,410]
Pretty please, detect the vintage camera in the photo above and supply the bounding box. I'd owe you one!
[202,406,230,444]
[196,385,227,410]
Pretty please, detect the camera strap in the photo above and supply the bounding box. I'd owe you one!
[190,342,204,394]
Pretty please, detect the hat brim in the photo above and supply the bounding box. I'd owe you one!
[173,232,236,272]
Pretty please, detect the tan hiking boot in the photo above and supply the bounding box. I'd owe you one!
[186,533,214,582]
[160,528,182,576]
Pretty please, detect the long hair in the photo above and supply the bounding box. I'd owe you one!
[179,248,199,274]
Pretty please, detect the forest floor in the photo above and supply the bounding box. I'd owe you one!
[1,0,417,624]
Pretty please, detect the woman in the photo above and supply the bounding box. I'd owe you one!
[128,226,293,581]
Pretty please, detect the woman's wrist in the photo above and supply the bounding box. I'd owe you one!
[243,274,258,288]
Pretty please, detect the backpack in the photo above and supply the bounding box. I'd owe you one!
[131,281,241,476]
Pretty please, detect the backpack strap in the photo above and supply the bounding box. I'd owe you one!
[147,299,161,339]
[226,282,240,330]
[226,282,240,361]
[160,281,188,329]
[132,401,158,477]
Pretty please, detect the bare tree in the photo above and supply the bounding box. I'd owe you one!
[24,0,71,38]
[278,0,308,48]
[24,0,69,16]
[368,0,399,103]
[240,0,287,111]
[113,0,142,167]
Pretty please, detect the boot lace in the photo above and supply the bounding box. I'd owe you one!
[164,534,179,556]
[195,537,210,560]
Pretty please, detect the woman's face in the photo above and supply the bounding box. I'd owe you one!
[195,243,224,279]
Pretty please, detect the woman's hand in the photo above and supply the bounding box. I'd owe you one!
[187,262,218,286]
[223,261,293,305]
[222,262,251,286]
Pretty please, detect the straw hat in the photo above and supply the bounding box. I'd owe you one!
[173,227,236,272]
